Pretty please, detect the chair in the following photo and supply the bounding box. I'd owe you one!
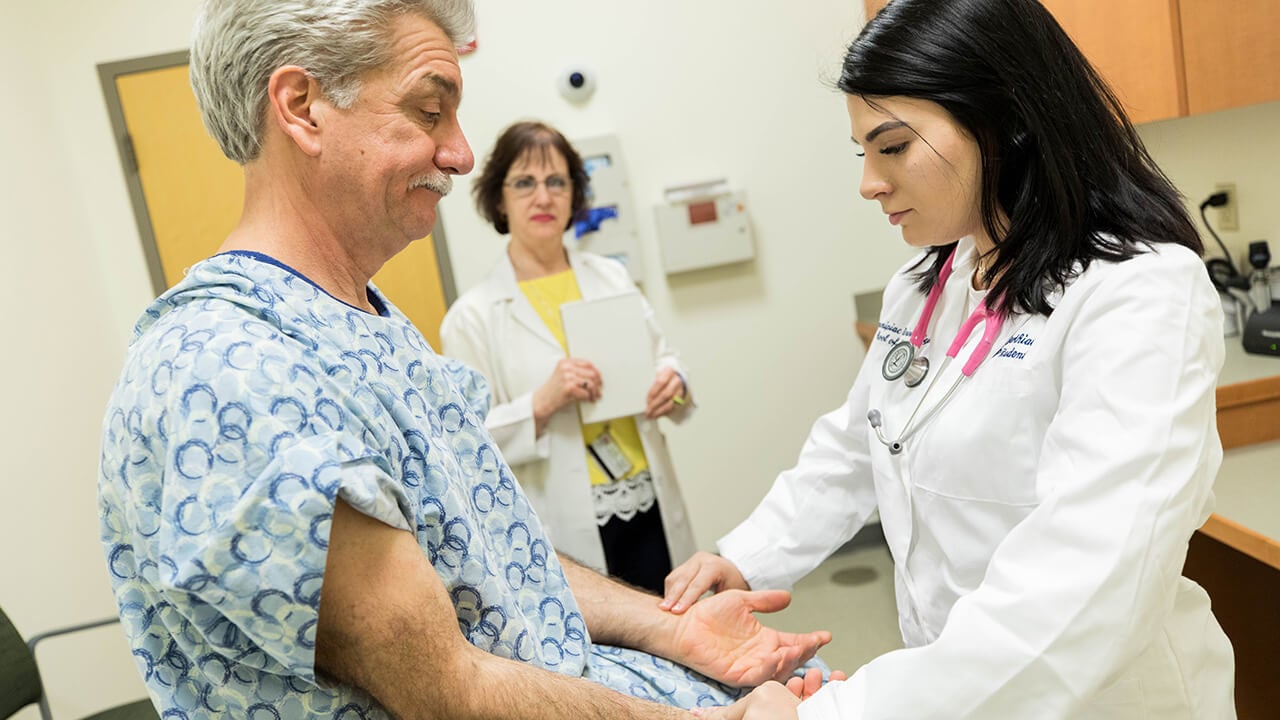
[0,604,157,720]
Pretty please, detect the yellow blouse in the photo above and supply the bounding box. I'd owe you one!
[518,270,650,486]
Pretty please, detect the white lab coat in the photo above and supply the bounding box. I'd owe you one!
[440,248,697,572]
[719,236,1236,719]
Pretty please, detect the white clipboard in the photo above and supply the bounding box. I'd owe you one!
[560,292,655,423]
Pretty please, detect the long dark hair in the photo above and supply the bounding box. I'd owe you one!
[841,0,1200,315]
[472,121,590,235]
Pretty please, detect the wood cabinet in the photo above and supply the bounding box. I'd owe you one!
[860,0,1280,124]
[1184,529,1280,720]
[1038,0,1185,123]
[1180,0,1280,116]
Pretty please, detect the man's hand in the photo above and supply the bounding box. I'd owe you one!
[669,588,831,687]
[692,682,800,720]
[558,554,830,692]
[660,551,749,614]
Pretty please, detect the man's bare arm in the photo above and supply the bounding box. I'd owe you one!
[557,551,676,651]
[556,552,833,687]
[316,498,691,720]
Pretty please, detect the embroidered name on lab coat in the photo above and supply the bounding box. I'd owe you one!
[994,332,1035,360]
[877,322,931,346]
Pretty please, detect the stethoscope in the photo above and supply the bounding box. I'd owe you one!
[868,250,1007,455]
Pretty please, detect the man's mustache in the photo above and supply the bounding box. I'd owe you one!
[411,172,452,196]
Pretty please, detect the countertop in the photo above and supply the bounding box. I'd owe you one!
[1203,440,1280,569]
[1202,342,1280,567]
[1218,338,1280,387]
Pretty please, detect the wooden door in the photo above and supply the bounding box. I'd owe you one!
[101,54,455,349]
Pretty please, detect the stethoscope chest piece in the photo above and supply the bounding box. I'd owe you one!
[882,341,915,381]
[903,356,929,387]
[882,340,931,387]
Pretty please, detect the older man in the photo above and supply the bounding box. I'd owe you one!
[98,1,830,718]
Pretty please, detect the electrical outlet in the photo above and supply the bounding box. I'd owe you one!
[1215,182,1239,232]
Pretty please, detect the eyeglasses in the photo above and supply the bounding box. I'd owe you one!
[504,174,571,197]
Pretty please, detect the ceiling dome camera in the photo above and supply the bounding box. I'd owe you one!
[558,65,597,103]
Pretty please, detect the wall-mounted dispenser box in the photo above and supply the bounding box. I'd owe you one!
[571,134,643,282]
[654,179,754,275]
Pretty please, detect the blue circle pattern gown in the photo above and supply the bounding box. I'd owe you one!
[98,252,745,718]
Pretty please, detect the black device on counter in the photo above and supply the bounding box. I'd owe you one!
[1241,239,1279,356]
[1243,308,1280,355]
[1248,240,1272,271]
[1199,191,1279,356]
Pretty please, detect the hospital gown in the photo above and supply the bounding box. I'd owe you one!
[99,251,744,718]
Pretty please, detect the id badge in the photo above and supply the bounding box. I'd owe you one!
[588,428,633,481]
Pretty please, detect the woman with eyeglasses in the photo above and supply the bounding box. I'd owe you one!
[441,121,695,594]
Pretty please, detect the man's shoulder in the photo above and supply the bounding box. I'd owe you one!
[129,296,306,371]
[110,294,338,436]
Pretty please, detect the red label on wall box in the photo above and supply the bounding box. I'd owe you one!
[688,201,718,225]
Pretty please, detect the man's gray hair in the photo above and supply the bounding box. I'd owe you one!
[190,0,475,164]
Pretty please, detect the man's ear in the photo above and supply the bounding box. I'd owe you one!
[266,65,326,157]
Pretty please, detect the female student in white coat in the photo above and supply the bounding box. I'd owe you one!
[441,121,695,594]
[673,0,1236,718]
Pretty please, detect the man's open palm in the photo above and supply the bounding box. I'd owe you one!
[669,588,832,687]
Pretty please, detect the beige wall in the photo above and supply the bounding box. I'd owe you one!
[1137,101,1280,271]
[1,1,1277,716]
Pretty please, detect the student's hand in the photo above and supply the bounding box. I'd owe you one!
[669,588,831,688]
[785,667,848,700]
[533,357,601,421]
[660,551,749,614]
[692,681,800,720]
[645,366,687,419]
[696,670,850,719]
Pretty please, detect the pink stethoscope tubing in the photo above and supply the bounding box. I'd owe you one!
[869,249,1008,454]
[911,250,1005,377]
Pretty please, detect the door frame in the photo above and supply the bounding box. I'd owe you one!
[97,51,458,304]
